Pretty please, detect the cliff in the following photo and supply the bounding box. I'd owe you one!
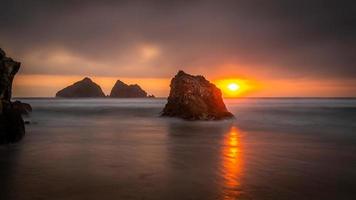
[0,48,26,143]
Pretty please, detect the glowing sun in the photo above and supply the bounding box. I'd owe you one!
[215,79,255,97]
[228,83,240,91]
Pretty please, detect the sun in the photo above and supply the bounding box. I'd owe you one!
[228,83,240,91]
[215,78,255,97]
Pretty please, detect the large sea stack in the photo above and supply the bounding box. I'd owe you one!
[0,48,26,144]
[162,70,234,120]
[56,77,105,98]
[110,80,148,98]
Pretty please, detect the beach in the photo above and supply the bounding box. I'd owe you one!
[1,98,356,199]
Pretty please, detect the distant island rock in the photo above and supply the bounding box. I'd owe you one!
[56,77,105,98]
[110,80,149,98]
[162,70,234,120]
[0,48,27,144]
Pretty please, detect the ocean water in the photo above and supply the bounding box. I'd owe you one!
[1,98,356,200]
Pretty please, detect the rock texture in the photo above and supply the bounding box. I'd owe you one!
[0,48,26,144]
[162,70,234,120]
[56,77,105,98]
[0,48,19,101]
[110,80,148,98]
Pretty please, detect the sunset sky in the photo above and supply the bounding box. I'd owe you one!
[1,0,355,97]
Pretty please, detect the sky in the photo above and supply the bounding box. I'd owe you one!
[1,0,355,97]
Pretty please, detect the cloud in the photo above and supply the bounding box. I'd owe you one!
[1,0,355,79]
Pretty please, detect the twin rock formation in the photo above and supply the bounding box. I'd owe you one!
[56,78,150,98]
[0,48,31,144]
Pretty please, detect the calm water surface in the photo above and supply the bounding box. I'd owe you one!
[1,98,356,200]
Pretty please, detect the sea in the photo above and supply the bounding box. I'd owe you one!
[1,98,356,200]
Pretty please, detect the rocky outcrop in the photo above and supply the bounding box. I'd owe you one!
[0,48,26,144]
[56,77,105,98]
[0,48,20,101]
[162,70,234,120]
[110,80,148,98]
[12,100,32,115]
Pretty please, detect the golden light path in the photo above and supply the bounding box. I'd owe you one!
[221,126,244,199]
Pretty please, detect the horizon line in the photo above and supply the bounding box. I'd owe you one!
[12,96,356,99]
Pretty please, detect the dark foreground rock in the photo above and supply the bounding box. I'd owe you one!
[162,70,234,120]
[0,103,25,143]
[56,77,105,98]
[12,100,32,115]
[0,48,25,144]
[110,80,148,98]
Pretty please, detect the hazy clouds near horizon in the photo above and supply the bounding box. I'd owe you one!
[1,0,355,80]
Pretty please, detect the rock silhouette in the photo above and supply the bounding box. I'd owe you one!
[56,77,105,98]
[0,48,26,144]
[162,70,234,120]
[12,101,32,115]
[110,80,148,98]
[0,48,19,101]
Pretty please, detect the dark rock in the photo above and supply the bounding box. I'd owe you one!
[148,94,155,98]
[12,100,32,115]
[0,103,25,143]
[0,48,5,59]
[56,77,105,98]
[162,70,234,120]
[0,48,26,144]
[110,80,148,98]
[0,50,20,101]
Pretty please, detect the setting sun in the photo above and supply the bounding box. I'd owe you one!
[215,79,257,97]
[228,83,240,91]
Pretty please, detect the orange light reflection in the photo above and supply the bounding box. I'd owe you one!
[221,126,244,199]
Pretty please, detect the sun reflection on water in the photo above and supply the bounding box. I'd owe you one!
[221,126,244,199]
